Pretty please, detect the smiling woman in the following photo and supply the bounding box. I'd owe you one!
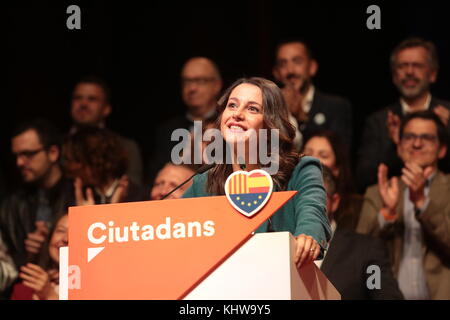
[11,214,68,300]
[182,77,331,268]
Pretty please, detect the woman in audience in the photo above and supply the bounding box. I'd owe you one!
[11,214,67,300]
[302,130,363,231]
[63,127,148,205]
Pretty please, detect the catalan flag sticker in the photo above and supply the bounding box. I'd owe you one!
[224,169,273,217]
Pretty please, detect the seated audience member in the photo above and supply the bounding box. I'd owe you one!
[0,119,73,278]
[11,214,67,300]
[147,57,222,184]
[357,37,450,192]
[273,39,352,149]
[357,111,450,300]
[302,130,363,231]
[150,163,195,200]
[319,167,403,300]
[0,233,18,298]
[64,127,148,205]
[70,75,144,185]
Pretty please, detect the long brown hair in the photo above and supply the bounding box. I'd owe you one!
[206,77,300,195]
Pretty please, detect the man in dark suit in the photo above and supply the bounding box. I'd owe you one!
[273,40,353,149]
[356,37,450,192]
[318,166,403,300]
[146,57,222,184]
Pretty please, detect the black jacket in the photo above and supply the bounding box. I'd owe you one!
[0,178,75,269]
[356,97,450,192]
[299,89,353,149]
[321,227,404,300]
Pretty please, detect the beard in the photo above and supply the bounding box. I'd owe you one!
[396,77,430,99]
[284,73,312,94]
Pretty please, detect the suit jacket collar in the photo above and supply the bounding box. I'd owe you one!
[321,227,346,274]
[391,169,445,272]
[390,94,440,116]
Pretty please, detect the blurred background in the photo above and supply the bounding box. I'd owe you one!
[3,0,450,187]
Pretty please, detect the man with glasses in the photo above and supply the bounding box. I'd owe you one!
[356,37,450,192]
[147,57,223,184]
[0,119,74,289]
[357,111,450,299]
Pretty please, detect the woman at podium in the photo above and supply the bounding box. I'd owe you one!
[182,77,331,268]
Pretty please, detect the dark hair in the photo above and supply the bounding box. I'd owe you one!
[12,118,62,152]
[63,127,128,187]
[322,165,337,197]
[390,37,439,71]
[399,110,449,147]
[37,213,68,270]
[74,75,111,104]
[302,130,354,195]
[274,37,315,63]
[206,77,300,195]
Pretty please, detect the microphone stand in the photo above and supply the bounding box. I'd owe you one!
[160,164,215,200]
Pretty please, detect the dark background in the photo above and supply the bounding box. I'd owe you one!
[3,0,450,187]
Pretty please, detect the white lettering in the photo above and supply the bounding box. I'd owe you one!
[87,222,106,245]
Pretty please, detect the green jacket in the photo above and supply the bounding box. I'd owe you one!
[182,156,331,252]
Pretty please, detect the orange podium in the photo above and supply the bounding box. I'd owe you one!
[59,191,340,300]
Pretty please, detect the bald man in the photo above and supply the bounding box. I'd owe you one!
[150,163,195,200]
[181,57,222,121]
[146,57,223,184]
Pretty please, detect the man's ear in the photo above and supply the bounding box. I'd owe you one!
[48,145,60,163]
[438,144,447,160]
[429,69,438,84]
[103,104,112,118]
[273,66,281,82]
[213,79,223,96]
[309,59,318,77]
[331,193,341,214]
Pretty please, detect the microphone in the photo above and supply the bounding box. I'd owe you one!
[238,157,246,170]
[160,163,215,200]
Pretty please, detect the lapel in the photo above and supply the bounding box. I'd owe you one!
[309,88,321,117]
[321,227,345,274]
[425,170,447,217]
[429,96,440,110]
[392,170,447,272]
[388,100,403,117]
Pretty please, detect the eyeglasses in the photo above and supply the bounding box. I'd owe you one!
[13,147,46,160]
[181,77,217,86]
[401,133,438,144]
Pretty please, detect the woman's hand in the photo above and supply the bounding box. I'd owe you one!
[74,177,95,206]
[20,263,54,300]
[110,175,129,204]
[294,234,321,268]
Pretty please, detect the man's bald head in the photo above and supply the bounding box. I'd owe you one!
[181,57,222,119]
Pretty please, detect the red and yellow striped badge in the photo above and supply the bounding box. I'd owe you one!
[225,169,273,217]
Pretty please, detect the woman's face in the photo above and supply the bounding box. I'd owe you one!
[304,136,340,177]
[220,83,264,144]
[49,215,68,264]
